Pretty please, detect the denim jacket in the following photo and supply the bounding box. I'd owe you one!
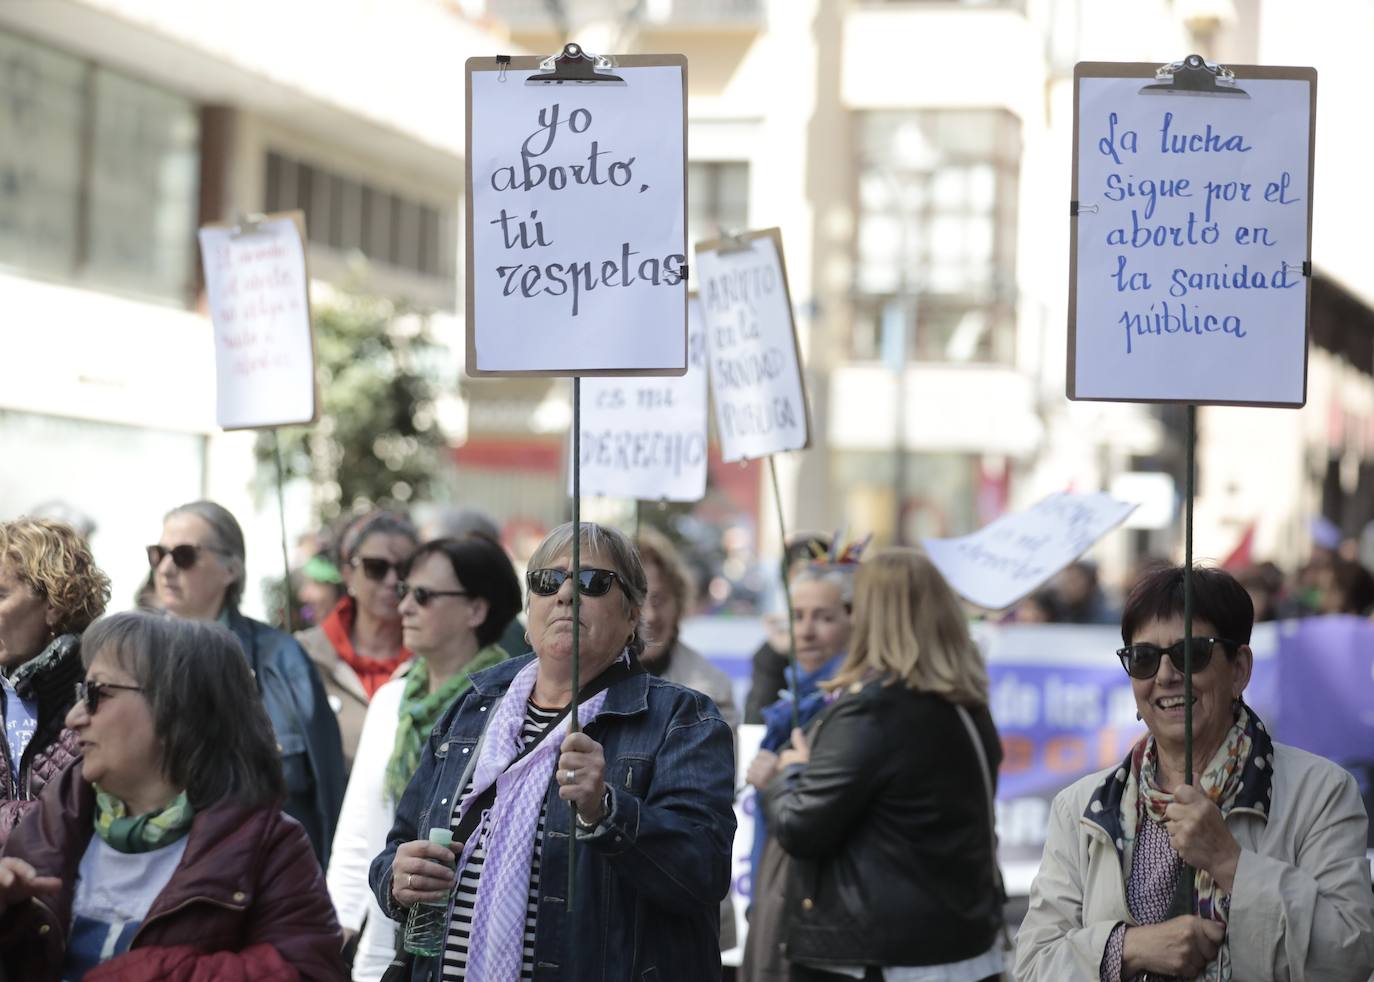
[227,608,347,866]
[369,654,736,982]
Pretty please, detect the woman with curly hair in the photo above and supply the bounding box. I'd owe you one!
[0,518,111,846]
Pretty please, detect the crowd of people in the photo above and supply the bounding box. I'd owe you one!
[0,504,1370,981]
[1009,544,1374,629]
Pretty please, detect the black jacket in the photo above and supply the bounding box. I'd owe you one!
[0,634,83,847]
[763,679,1003,968]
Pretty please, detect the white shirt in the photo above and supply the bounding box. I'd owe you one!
[327,677,407,981]
[64,835,188,980]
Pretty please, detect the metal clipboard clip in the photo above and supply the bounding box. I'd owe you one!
[1140,53,1249,97]
[231,212,271,239]
[712,228,756,255]
[527,43,625,85]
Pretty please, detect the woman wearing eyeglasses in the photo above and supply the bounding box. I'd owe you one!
[151,499,346,866]
[1017,565,1374,981]
[370,521,735,982]
[0,519,110,848]
[297,512,420,774]
[328,535,520,981]
[0,611,347,980]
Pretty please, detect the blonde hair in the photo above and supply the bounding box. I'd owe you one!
[0,518,111,636]
[635,527,697,615]
[827,547,988,705]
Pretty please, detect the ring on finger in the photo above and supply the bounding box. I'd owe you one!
[406,873,414,889]
[564,768,577,784]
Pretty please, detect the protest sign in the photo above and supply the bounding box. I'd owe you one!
[575,297,708,501]
[922,491,1137,610]
[696,228,810,462]
[197,212,316,430]
[1069,63,1316,405]
[465,55,688,376]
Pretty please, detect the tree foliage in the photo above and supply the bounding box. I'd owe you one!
[255,290,448,521]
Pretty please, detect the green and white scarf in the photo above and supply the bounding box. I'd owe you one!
[385,644,507,804]
[93,787,195,854]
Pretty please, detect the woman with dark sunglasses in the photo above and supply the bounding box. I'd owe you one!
[0,519,110,849]
[370,521,735,982]
[0,611,347,980]
[152,500,346,868]
[1017,565,1374,981]
[328,535,520,981]
[297,512,420,775]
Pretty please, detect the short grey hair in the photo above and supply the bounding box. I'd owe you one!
[81,611,285,809]
[165,500,246,611]
[527,522,647,655]
[791,563,857,609]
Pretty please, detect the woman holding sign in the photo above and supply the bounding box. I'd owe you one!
[1016,565,1374,980]
[370,522,735,981]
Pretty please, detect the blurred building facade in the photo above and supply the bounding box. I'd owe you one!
[3,0,1373,611]
[0,0,499,611]
[476,0,1374,589]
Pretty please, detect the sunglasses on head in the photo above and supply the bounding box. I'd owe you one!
[395,583,468,606]
[74,679,143,714]
[352,557,402,582]
[146,543,224,570]
[1116,637,1240,680]
[526,567,623,598]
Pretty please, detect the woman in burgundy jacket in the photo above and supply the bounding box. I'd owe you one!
[0,611,346,981]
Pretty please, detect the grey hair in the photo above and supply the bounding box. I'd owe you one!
[340,511,418,565]
[527,522,647,655]
[791,563,857,609]
[418,507,500,544]
[81,611,285,810]
[164,500,246,611]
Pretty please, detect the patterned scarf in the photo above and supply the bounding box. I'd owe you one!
[1085,706,1275,982]
[452,655,615,982]
[93,787,195,854]
[385,644,507,804]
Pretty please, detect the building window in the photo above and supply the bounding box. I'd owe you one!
[688,161,749,251]
[264,150,456,284]
[853,110,1020,364]
[0,30,199,304]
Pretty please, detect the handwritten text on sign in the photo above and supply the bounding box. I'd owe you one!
[198,218,315,429]
[922,491,1137,611]
[469,65,686,373]
[698,235,809,461]
[1074,77,1311,404]
[577,298,708,501]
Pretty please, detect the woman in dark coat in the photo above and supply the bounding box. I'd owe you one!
[0,612,346,981]
[763,548,1005,981]
[0,518,110,846]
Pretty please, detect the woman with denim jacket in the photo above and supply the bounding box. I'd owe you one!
[370,521,736,982]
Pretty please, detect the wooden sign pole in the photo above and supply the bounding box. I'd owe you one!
[768,456,802,732]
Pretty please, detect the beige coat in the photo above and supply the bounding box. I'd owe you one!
[1016,741,1374,981]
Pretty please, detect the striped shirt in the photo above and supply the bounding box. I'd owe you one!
[442,700,560,981]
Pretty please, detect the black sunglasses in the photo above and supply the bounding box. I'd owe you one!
[74,680,143,714]
[526,567,623,598]
[395,583,469,606]
[1116,637,1240,680]
[146,543,226,570]
[353,557,402,582]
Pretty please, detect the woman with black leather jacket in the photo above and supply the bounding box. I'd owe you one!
[761,547,1004,982]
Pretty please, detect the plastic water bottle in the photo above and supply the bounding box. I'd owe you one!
[403,827,455,956]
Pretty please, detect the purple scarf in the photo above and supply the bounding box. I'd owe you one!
[453,657,609,982]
